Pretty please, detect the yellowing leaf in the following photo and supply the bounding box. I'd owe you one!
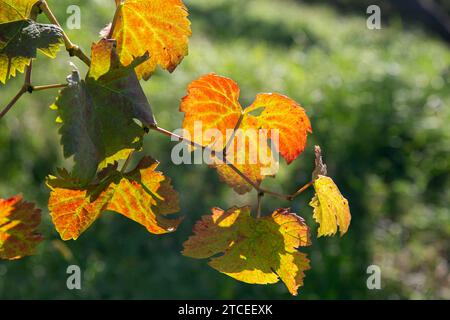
[183,206,311,296]
[52,50,155,183]
[310,175,351,237]
[47,157,181,241]
[89,39,115,80]
[180,73,312,194]
[112,0,191,80]
[0,0,39,23]
[0,195,43,260]
[0,20,63,84]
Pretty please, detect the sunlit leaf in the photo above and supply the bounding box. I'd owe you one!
[111,0,191,80]
[180,73,312,194]
[308,146,351,237]
[47,157,181,241]
[183,206,311,296]
[310,175,351,237]
[51,47,155,183]
[0,20,63,84]
[0,0,39,23]
[0,195,43,260]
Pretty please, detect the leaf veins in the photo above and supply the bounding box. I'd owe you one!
[183,206,311,296]
[47,156,181,241]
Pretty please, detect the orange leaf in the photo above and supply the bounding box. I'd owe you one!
[180,74,312,194]
[246,93,312,164]
[0,195,43,260]
[112,0,191,80]
[183,206,311,296]
[47,157,181,240]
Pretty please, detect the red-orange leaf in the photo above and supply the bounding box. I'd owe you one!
[0,195,43,260]
[183,206,311,296]
[47,157,181,240]
[112,0,191,80]
[180,73,312,194]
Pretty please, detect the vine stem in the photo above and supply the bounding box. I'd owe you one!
[149,125,314,205]
[120,150,134,173]
[256,192,264,218]
[0,87,27,119]
[38,0,91,66]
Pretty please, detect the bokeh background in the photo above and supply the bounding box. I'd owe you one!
[0,0,449,299]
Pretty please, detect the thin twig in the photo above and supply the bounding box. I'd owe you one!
[256,191,264,218]
[222,113,244,155]
[150,125,314,203]
[32,83,68,91]
[0,63,34,120]
[39,0,91,66]
[120,150,134,173]
[288,181,314,201]
[0,88,27,119]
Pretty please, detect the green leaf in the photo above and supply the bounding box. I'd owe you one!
[0,20,63,84]
[51,52,156,184]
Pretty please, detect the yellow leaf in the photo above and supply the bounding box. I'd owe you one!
[183,206,311,296]
[310,175,351,237]
[0,0,39,23]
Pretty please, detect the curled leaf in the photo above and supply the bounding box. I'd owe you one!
[309,146,351,237]
[0,195,43,260]
[183,206,311,296]
[47,156,181,241]
[310,176,351,237]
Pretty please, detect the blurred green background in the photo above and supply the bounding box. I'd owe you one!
[1,0,449,299]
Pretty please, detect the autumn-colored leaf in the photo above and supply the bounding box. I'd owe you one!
[47,156,181,241]
[111,0,191,80]
[309,146,351,237]
[183,206,311,296]
[0,20,63,84]
[310,175,351,237]
[89,39,115,80]
[0,0,39,23]
[51,47,155,183]
[180,73,312,194]
[0,195,43,260]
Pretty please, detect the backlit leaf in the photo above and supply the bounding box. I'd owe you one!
[309,146,351,237]
[111,0,191,80]
[0,20,63,84]
[47,157,181,241]
[183,206,311,296]
[180,73,312,194]
[0,0,39,23]
[0,195,43,260]
[51,46,156,183]
[310,175,351,237]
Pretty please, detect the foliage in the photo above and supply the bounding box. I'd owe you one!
[0,195,42,260]
[0,0,448,299]
[0,0,352,296]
